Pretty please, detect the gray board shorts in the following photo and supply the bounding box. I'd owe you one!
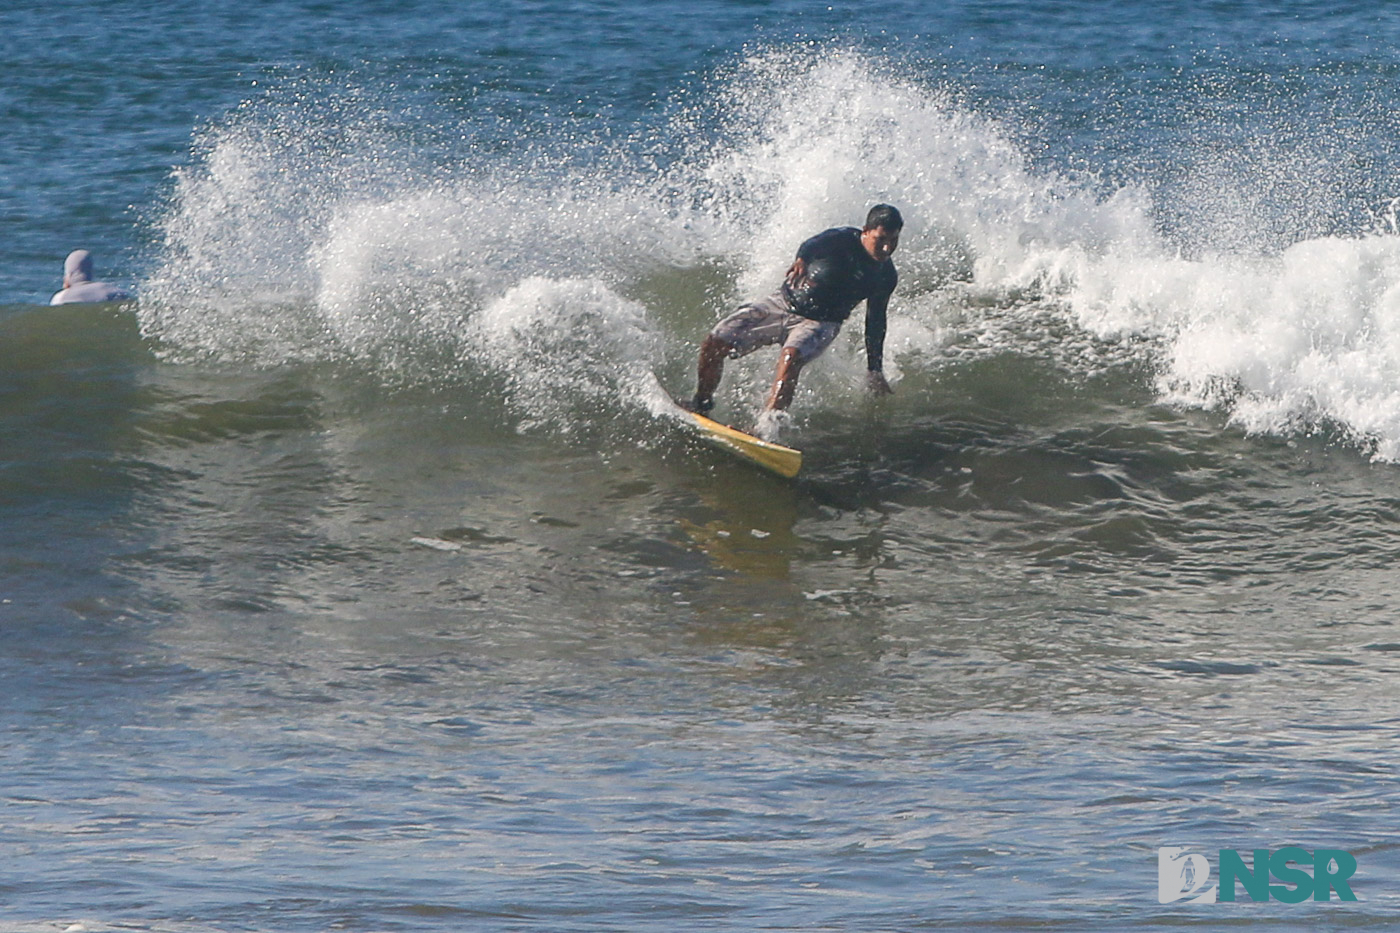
[710,292,842,364]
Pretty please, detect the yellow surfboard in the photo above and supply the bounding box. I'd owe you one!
[678,405,802,479]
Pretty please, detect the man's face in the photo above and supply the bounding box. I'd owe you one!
[861,225,900,262]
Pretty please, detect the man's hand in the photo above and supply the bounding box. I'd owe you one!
[866,370,893,395]
[784,258,807,289]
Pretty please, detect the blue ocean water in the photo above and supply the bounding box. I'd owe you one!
[6,1,1400,930]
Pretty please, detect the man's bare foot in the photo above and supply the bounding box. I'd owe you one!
[751,409,790,443]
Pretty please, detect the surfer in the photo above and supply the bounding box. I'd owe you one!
[686,204,901,436]
[50,250,131,305]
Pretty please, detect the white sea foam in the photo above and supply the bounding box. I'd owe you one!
[1065,234,1400,458]
[466,277,663,436]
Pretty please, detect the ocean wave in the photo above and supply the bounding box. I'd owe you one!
[138,47,1400,459]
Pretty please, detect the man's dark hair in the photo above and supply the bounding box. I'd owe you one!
[864,203,903,232]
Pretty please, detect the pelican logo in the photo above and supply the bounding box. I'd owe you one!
[1159,847,1216,904]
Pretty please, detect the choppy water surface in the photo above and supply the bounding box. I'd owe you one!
[5,2,1400,930]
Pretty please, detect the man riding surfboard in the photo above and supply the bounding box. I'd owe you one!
[684,204,903,440]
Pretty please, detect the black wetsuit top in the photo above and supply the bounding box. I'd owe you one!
[781,226,898,371]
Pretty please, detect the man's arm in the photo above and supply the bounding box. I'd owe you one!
[864,290,894,395]
[784,257,806,289]
[785,228,843,289]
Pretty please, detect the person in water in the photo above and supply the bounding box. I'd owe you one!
[688,204,902,434]
[50,250,131,305]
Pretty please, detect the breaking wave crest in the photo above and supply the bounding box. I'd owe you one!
[141,48,1400,458]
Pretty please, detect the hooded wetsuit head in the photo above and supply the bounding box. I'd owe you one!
[51,250,131,305]
[63,250,95,287]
